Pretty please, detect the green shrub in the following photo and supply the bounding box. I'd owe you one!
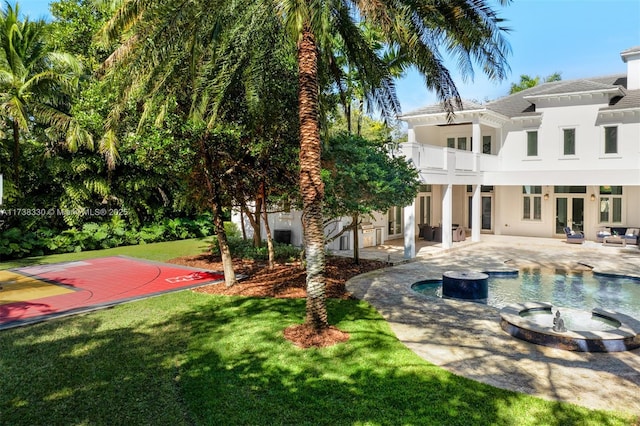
[0,213,216,260]
[209,233,302,262]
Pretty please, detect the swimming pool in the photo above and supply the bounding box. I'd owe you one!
[412,268,640,320]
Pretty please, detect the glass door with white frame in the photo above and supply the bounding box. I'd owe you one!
[388,206,403,237]
[555,197,584,234]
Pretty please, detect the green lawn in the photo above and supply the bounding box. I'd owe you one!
[0,242,636,425]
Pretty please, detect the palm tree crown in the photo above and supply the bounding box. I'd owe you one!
[0,2,82,184]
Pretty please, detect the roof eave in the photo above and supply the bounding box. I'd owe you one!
[523,87,623,101]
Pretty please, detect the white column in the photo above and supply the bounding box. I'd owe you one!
[407,122,416,143]
[442,184,453,249]
[472,184,481,242]
[472,120,481,171]
[404,200,416,259]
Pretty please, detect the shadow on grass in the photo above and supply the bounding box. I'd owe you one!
[171,297,631,426]
[0,292,634,426]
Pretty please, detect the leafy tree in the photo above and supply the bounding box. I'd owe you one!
[323,132,419,263]
[48,0,115,71]
[509,72,562,94]
[98,0,511,334]
[0,2,82,190]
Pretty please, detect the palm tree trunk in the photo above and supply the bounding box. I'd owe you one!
[298,25,327,331]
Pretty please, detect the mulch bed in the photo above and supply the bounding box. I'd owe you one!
[166,253,388,347]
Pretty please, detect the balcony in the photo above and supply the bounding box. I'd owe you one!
[404,143,500,173]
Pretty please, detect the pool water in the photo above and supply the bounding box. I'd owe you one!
[412,268,640,320]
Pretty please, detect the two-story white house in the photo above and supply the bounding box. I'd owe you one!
[398,46,640,257]
[234,47,640,258]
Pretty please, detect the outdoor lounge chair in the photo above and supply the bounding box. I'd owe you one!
[564,227,585,244]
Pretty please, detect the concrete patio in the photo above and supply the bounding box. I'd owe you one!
[343,235,640,415]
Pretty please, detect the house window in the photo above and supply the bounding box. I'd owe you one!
[467,185,494,193]
[418,185,431,226]
[563,128,575,155]
[388,206,402,235]
[482,136,491,154]
[447,137,455,148]
[599,186,623,223]
[418,196,431,226]
[527,131,538,156]
[554,186,586,194]
[604,126,618,154]
[522,186,542,220]
[457,137,467,150]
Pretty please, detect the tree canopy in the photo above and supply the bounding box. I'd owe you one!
[509,72,562,94]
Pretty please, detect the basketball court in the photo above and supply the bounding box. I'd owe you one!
[0,256,225,330]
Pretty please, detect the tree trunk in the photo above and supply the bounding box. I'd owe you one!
[239,207,247,240]
[356,98,363,137]
[352,213,360,265]
[241,203,261,246]
[212,197,237,287]
[298,26,327,331]
[260,181,275,269]
[198,135,237,288]
[253,195,263,247]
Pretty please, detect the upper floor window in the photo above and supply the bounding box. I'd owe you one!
[482,136,491,154]
[522,186,542,220]
[599,186,623,224]
[526,131,538,156]
[563,128,575,155]
[604,126,618,154]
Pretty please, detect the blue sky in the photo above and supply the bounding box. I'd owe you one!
[21,0,640,113]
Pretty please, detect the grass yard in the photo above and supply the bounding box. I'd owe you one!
[0,241,636,425]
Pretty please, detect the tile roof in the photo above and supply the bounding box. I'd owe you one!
[601,89,640,111]
[402,74,636,120]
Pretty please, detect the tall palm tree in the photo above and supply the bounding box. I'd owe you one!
[100,0,511,332]
[0,2,82,185]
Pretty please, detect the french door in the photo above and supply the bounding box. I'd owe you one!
[467,195,493,232]
[555,197,584,234]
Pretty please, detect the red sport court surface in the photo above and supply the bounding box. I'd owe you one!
[0,256,225,330]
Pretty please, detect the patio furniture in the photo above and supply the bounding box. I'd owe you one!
[603,235,626,247]
[563,227,585,244]
[419,224,435,241]
[596,227,612,243]
[453,226,466,242]
[623,228,639,245]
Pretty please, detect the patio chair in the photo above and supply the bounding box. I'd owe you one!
[623,228,639,245]
[563,227,585,244]
[453,226,466,242]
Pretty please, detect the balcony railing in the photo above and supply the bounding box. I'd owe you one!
[407,144,499,172]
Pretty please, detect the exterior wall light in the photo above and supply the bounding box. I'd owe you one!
[590,194,596,201]
[543,193,549,200]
